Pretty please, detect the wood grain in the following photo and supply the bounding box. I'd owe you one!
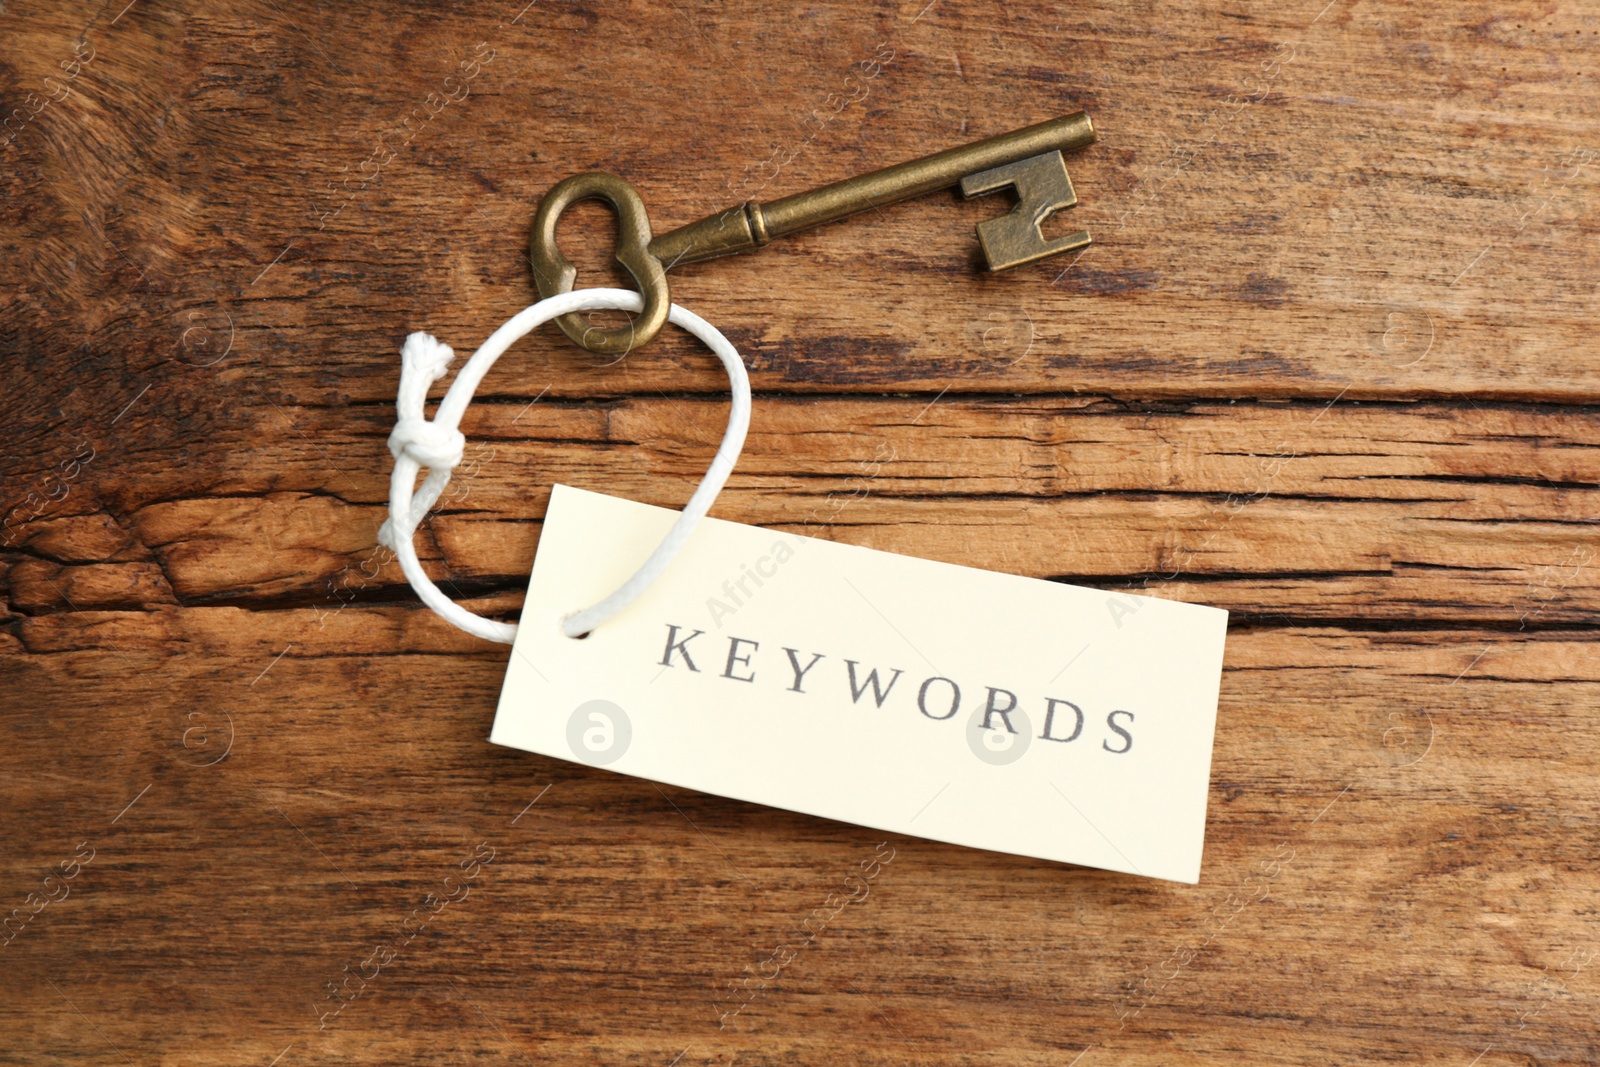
[2,1,1597,1065]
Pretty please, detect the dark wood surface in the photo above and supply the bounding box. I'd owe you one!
[3,1,1598,1064]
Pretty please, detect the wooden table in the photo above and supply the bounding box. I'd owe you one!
[3,2,1597,1064]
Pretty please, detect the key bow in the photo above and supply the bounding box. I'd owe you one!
[530,172,670,357]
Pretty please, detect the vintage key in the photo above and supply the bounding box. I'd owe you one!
[531,111,1096,356]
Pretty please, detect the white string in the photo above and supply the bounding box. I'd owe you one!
[379,288,751,644]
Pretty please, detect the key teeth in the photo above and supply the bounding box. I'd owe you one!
[961,164,1017,201]
[979,226,1091,273]
[965,150,1088,271]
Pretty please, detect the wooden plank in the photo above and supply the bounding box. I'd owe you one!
[5,400,1595,622]
[1,614,1596,1065]
[2,0,1598,424]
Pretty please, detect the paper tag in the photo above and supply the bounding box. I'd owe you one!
[491,485,1228,883]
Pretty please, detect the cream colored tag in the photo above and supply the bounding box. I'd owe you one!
[492,485,1228,883]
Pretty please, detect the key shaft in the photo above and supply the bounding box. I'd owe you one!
[649,111,1095,269]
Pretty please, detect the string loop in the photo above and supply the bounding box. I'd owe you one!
[380,288,750,644]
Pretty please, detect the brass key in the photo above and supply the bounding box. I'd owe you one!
[531,111,1096,356]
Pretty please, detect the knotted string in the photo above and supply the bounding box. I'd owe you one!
[379,288,751,643]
